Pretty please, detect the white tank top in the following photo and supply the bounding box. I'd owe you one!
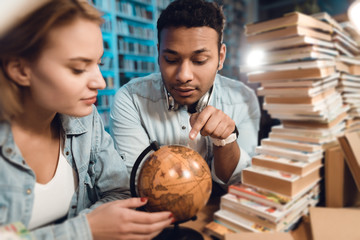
[28,141,77,230]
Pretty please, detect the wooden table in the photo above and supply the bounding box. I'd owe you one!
[181,196,221,240]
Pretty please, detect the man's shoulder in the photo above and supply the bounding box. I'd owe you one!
[121,73,162,94]
[215,75,257,101]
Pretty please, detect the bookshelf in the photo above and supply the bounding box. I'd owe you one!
[91,0,171,131]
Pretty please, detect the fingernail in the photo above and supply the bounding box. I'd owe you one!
[140,197,148,202]
[189,132,196,139]
[171,218,176,224]
[168,213,173,219]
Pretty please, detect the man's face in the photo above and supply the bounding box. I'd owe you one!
[158,26,226,108]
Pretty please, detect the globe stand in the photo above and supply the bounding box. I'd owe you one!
[153,216,204,240]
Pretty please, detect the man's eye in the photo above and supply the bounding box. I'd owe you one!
[164,56,178,64]
[193,59,208,65]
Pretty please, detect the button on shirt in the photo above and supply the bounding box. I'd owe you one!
[110,73,260,188]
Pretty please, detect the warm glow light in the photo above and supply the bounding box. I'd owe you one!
[246,49,265,67]
[348,0,360,32]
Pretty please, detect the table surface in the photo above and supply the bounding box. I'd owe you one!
[181,195,221,240]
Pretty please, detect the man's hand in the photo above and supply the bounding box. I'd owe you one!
[189,105,240,183]
[189,105,235,140]
[87,198,173,240]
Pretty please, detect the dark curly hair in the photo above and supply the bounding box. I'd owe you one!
[157,0,226,50]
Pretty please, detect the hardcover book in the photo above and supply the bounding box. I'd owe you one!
[248,35,334,51]
[219,190,314,223]
[228,181,320,211]
[241,165,322,197]
[255,145,323,162]
[252,153,322,177]
[260,138,323,152]
[261,73,339,88]
[246,25,332,44]
[247,67,336,83]
[245,12,332,36]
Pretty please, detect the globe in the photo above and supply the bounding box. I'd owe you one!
[137,145,212,223]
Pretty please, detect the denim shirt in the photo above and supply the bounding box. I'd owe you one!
[0,106,130,240]
[110,73,260,188]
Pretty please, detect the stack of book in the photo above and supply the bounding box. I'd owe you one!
[209,11,355,238]
[213,182,320,233]
[311,12,360,132]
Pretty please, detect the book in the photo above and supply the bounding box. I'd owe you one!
[214,209,270,233]
[257,81,338,97]
[204,221,235,240]
[247,66,336,83]
[241,165,322,197]
[225,232,295,240]
[269,123,344,146]
[252,154,323,176]
[255,145,323,162]
[268,104,348,122]
[260,138,323,153]
[246,25,332,44]
[220,203,306,232]
[335,59,350,73]
[337,55,360,65]
[254,46,337,65]
[349,64,360,75]
[219,189,313,223]
[265,101,344,120]
[243,59,335,73]
[228,181,320,211]
[334,41,354,57]
[263,92,341,112]
[245,12,333,36]
[312,12,344,32]
[281,110,347,129]
[309,207,360,240]
[333,34,360,56]
[337,131,360,191]
[264,87,336,104]
[248,35,334,51]
[261,73,339,88]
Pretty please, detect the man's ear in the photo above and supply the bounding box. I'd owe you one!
[218,43,226,71]
[4,58,31,86]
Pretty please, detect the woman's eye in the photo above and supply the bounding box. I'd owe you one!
[72,68,85,74]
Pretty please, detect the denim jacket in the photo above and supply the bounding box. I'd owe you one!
[110,73,260,188]
[0,106,130,240]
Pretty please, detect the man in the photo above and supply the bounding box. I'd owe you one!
[110,0,260,188]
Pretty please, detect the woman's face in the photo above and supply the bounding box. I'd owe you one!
[27,18,105,117]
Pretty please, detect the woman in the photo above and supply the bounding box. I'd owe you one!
[0,0,173,239]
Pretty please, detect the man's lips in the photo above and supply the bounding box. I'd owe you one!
[173,88,195,97]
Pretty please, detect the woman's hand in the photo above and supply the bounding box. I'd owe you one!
[87,198,173,240]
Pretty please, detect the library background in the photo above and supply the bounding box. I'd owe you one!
[91,0,360,239]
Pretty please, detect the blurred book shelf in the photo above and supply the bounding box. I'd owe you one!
[91,0,172,131]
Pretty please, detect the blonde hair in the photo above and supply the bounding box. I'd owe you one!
[0,0,103,121]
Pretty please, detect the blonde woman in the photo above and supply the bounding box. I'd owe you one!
[0,0,173,239]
